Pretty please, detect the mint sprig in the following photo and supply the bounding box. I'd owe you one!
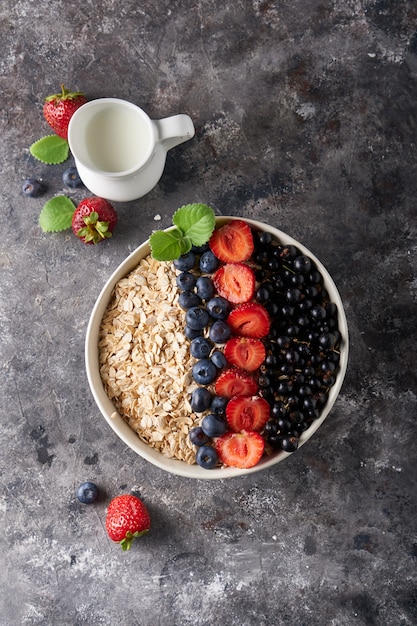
[30,135,69,165]
[39,196,76,232]
[150,204,216,261]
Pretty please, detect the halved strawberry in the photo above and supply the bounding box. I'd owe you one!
[215,430,265,468]
[213,263,255,304]
[226,396,270,432]
[215,368,259,398]
[209,220,254,263]
[227,302,270,338]
[224,337,266,371]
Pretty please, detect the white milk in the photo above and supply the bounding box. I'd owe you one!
[85,108,152,172]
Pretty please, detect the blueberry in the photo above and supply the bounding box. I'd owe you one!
[210,395,228,415]
[179,291,201,310]
[195,276,214,300]
[209,320,232,344]
[211,350,227,369]
[176,272,196,292]
[192,359,218,385]
[22,178,47,197]
[186,306,210,330]
[191,243,210,254]
[201,413,228,437]
[196,445,219,469]
[189,427,209,446]
[174,252,196,271]
[190,387,212,412]
[185,325,203,340]
[207,297,231,320]
[199,250,219,273]
[76,482,99,504]
[190,336,212,359]
[63,166,83,188]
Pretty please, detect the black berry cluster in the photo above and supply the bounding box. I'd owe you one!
[251,230,342,453]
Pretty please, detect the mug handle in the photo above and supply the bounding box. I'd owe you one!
[153,114,195,152]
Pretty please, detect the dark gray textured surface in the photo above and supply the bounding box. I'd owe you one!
[1,1,417,625]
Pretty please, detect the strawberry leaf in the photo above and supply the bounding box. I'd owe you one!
[30,135,69,164]
[39,196,76,232]
[149,228,191,261]
[173,204,216,246]
[119,529,149,551]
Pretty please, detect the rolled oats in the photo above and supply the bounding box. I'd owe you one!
[99,256,199,464]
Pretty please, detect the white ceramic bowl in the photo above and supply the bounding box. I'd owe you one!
[85,217,349,479]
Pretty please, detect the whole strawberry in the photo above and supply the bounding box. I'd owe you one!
[72,196,117,244]
[106,495,151,551]
[43,84,87,139]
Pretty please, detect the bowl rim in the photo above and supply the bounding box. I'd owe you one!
[85,216,349,479]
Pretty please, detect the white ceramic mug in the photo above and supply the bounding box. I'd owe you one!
[67,98,195,202]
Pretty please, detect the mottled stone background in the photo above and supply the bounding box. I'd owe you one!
[1,1,416,625]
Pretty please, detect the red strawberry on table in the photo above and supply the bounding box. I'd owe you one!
[215,367,259,398]
[215,430,265,468]
[213,263,255,304]
[72,196,117,244]
[209,219,254,263]
[43,84,87,139]
[105,494,151,551]
[227,302,270,338]
[224,336,266,371]
[226,395,270,432]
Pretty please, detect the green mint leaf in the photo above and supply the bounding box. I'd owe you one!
[39,196,76,232]
[30,135,69,165]
[172,204,216,246]
[149,228,192,261]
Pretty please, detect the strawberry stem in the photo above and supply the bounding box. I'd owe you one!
[77,211,112,244]
[45,84,85,103]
